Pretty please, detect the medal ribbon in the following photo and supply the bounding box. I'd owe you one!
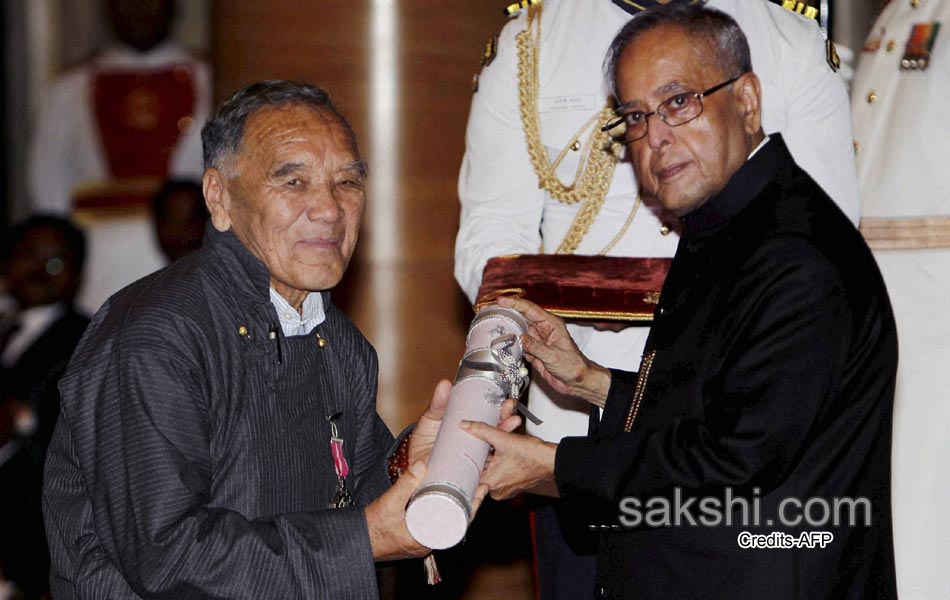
[330,437,349,478]
[328,418,350,479]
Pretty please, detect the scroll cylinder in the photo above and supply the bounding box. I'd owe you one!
[404,306,528,549]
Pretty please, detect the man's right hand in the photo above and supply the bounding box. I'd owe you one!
[365,460,430,561]
[496,296,612,407]
[365,460,489,561]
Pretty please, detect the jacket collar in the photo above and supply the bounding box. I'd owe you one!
[680,134,786,239]
[202,224,272,305]
[201,224,332,310]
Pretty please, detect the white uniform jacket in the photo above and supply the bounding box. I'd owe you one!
[852,1,950,597]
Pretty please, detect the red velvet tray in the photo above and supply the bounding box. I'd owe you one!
[474,254,671,322]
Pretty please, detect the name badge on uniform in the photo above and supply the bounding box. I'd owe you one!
[537,94,597,113]
[901,22,941,71]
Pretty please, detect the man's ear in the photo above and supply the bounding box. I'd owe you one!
[203,168,232,232]
[735,72,763,136]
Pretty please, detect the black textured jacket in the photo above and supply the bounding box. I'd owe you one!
[44,225,393,599]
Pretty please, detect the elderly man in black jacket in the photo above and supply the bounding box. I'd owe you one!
[464,5,898,599]
[42,81,516,599]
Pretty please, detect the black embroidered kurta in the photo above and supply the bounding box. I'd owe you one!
[555,136,898,598]
[43,226,394,599]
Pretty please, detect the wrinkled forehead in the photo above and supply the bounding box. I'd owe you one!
[237,104,361,166]
[617,24,718,102]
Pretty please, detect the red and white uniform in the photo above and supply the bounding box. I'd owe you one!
[29,42,211,314]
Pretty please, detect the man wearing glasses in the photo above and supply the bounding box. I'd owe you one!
[463,5,897,598]
[455,2,859,596]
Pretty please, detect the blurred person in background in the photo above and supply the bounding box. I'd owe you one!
[28,0,211,314]
[151,179,207,262]
[0,215,90,600]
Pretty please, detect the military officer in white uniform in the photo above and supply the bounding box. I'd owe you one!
[852,1,950,597]
[455,0,861,597]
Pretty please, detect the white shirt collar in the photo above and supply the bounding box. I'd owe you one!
[0,441,21,468]
[748,135,770,159]
[268,289,326,337]
[1,303,65,367]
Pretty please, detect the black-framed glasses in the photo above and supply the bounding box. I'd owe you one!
[602,75,743,143]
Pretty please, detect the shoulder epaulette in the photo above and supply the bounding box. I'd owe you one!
[504,0,542,18]
[779,0,819,20]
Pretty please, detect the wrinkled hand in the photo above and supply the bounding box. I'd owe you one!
[365,460,434,561]
[496,296,612,407]
[372,386,525,560]
[495,398,524,436]
[461,420,557,501]
[366,381,452,561]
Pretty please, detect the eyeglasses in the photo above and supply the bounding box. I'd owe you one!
[602,75,743,143]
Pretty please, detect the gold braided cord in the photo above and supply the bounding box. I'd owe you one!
[516,5,632,255]
[598,194,642,255]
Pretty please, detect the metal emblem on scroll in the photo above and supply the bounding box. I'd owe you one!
[404,305,530,549]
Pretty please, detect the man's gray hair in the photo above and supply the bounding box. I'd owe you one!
[604,4,753,98]
[201,80,359,172]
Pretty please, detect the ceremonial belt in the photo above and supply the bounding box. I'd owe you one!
[859,216,950,250]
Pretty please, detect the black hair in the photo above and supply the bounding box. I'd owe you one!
[4,214,87,270]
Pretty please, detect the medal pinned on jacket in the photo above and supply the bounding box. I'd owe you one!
[327,413,354,508]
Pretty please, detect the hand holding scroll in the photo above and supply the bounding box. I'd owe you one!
[496,296,612,408]
[367,382,520,560]
[462,420,558,501]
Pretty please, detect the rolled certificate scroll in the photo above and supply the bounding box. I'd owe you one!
[405,305,530,549]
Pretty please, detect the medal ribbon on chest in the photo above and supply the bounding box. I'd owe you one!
[901,22,941,70]
[327,413,354,508]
